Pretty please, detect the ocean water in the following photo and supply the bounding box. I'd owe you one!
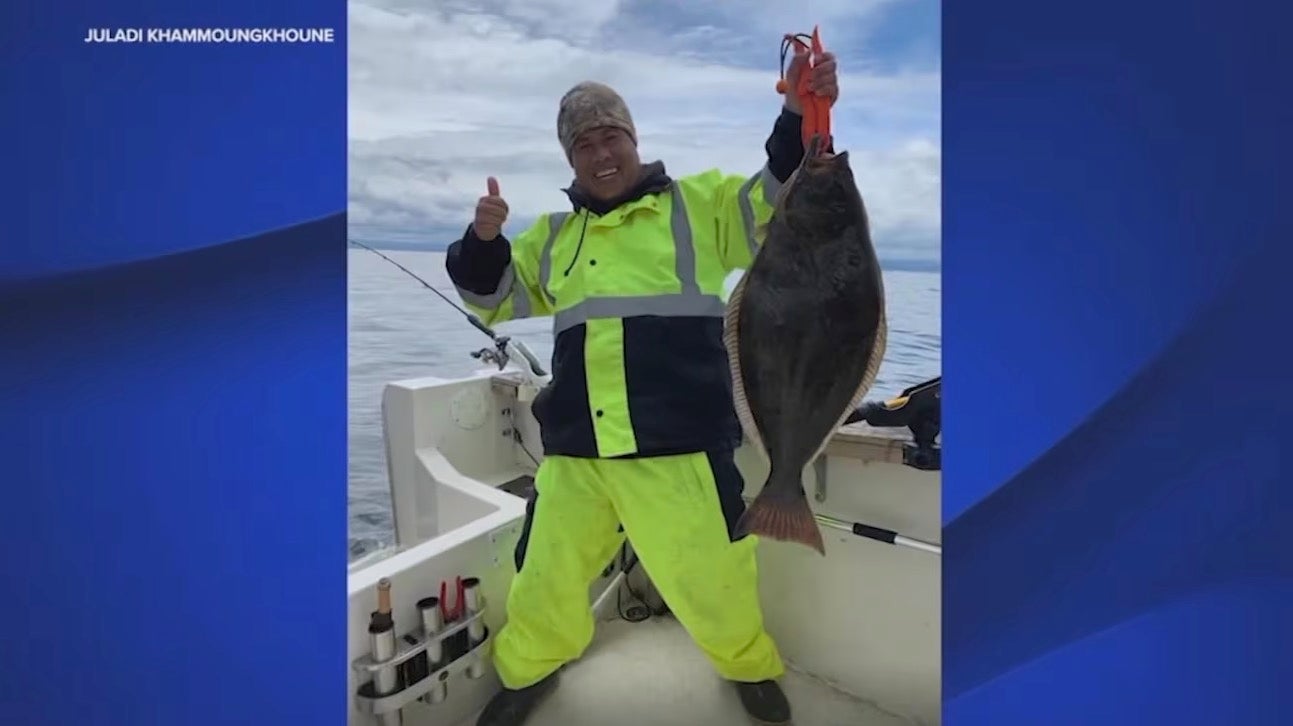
[348,248,941,561]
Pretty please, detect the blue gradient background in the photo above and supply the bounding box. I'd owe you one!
[943,0,1293,723]
[3,0,1292,725]
[0,2,347,725]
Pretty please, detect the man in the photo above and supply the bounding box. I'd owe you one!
[445,48,838,726]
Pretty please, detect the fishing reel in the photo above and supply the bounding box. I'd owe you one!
[473,333,548,380]
[470,343,507,369]
[846,376,941,471]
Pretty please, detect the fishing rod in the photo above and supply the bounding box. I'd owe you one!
[348,239,548,377]
[349,239,493,337]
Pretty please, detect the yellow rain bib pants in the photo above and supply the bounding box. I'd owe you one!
[494,452,784,688]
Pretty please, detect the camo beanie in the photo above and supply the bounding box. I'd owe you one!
[556,81,638,162]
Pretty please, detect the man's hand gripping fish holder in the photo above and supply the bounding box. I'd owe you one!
[776,25,833,155]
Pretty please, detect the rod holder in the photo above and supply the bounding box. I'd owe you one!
[462,578,488,679]
[352,607,492,717]
[367,579,401,726]
[417,597,448,704]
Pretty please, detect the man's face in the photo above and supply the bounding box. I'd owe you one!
[570,126,641,201]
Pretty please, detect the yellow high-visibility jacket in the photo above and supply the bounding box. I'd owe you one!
[447,110,806,459]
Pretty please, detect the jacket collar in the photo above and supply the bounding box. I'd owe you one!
[562,161,672,216]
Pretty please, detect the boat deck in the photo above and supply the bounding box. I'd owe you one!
[454,615,918,726]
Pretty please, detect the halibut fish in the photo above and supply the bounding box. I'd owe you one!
[724,135,887,555]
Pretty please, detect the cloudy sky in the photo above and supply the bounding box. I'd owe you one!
[347,0,940,263]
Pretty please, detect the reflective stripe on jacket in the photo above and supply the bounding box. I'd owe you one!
[447,109,805,458]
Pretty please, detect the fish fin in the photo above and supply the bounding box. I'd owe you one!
[724,272,767,462]
[736,472,825,556]
[852,303,889,413]
[836,304,888,432]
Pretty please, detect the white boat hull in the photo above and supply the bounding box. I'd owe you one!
[348,363,941,725]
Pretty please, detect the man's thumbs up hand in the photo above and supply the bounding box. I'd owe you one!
[474,176,508,241]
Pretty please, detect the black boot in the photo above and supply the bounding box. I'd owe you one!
[731,679,792,725]
[475,671,559,726]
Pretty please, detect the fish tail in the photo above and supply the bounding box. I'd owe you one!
[736,470,825,556]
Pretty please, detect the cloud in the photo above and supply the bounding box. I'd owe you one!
[348,0,940,257]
